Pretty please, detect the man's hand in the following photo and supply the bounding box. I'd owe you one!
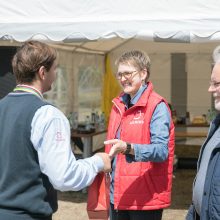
[104,139,127,160]
[95,152,111,173]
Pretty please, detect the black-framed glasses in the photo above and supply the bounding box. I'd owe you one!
[209,81,220,89]
[116,70,139,80]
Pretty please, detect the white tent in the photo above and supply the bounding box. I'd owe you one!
[1,0,220,52]
[1,0,220,118]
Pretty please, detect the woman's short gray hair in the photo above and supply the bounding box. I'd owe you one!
[115,50,151,82]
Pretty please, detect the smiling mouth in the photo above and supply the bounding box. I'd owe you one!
[123,82,131,87]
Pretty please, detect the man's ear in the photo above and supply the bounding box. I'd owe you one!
[38,66,45,80]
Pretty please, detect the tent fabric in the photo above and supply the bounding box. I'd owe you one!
[1,0,220,47]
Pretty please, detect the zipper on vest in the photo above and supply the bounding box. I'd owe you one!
[114,205,119,212]
[112,100,123,116]
[112,100,123,135]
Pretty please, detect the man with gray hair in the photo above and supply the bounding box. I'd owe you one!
[186,47,220,219]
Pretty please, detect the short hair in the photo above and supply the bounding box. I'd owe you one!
[115,50,151,82]
[212,45,220,64]
[12,40,57,83]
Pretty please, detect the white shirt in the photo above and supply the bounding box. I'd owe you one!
[31,103,104,191]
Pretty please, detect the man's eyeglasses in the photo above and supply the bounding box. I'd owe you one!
[116,70,139,80]
[209,81,220,89]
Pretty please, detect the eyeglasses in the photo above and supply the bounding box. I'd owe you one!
[209,81,220,89]
[116,70,139,80]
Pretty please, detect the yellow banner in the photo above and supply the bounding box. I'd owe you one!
[101,54,121,124]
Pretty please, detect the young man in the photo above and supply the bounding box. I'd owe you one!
[0,40,111,220]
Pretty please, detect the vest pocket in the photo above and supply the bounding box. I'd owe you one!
[210,183,220,220]
[212,182,220,205]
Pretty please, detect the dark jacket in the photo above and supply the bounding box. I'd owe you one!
[186,114,220,220]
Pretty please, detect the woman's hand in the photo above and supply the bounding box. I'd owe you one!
[104,139,127,160]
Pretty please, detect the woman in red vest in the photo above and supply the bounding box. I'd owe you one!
[104,50,175,220]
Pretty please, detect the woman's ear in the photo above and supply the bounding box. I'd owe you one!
[141,69,148,81]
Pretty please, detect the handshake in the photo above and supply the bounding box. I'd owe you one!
[95,139,133,173]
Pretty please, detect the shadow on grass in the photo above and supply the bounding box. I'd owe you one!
[58,191,87,203]
[171,169,196,209]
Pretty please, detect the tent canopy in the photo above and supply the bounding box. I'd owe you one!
[1,0,220,54]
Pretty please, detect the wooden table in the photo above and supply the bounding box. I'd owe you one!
[71,129,107,158]
[175,123,209,139]
[175,123,209,128]
[175,131,207,138]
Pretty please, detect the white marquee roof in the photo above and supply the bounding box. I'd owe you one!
[1,0,220,54]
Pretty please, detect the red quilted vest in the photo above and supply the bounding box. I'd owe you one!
[105,82,175,210]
